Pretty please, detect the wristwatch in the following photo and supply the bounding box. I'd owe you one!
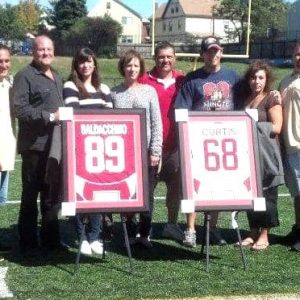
[49,113,55,122]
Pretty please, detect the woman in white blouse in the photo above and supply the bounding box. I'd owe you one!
[0,45,15,205]
[0,44,15,252]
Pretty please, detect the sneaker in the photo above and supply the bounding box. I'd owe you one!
[80,240,92,255]
[183,230,197,248]
[210,228,227,246]
[136,236,153,249]
[291,240,300,252]
[90,241,104,255]
[162,223,184,241]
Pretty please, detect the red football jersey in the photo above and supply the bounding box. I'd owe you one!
[74,120,137,201]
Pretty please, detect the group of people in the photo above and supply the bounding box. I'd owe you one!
[0,34,300,256]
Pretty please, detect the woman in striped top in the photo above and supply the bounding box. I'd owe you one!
[63,47,111,256]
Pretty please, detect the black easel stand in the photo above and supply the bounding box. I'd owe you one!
[120,214,133,273]
[101,213,106,259]
[200,211,246,272]
[200,212,210,272]
[233,211,246,271]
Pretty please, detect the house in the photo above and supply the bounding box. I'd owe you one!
[88,0,149,44]
[153,0,240,44]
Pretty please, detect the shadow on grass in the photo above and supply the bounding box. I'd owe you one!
[0,221,107,271]
[0,218,290,273]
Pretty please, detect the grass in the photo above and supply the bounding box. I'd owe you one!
[1,56,298,299]
[2,186,300,299]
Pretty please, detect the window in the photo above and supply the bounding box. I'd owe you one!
[171,7,174,13]
[224,21,229,32]
[121,35,133,44]
[122,16,132,25]
[178,21,181,30]
[163,23,166,31]
[169,21,172,32]
[175,5,179,13]
[106,2,111,9]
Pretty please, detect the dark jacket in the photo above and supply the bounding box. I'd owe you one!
[13,61,64,153]
[257,122,285,189]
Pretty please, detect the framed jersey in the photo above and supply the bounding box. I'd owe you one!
[177,110,262,211]
[61,109,148,214]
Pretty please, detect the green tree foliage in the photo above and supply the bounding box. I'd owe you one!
[213,0,247,42]
[63,15,122,57]
[0,4,25,40]
[48,0,87,32]
[215,0,289,41]
[17,0,41,34]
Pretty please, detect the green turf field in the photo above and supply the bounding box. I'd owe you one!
[1,56,299,300]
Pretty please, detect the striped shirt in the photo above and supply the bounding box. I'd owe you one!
[63,81,112,109]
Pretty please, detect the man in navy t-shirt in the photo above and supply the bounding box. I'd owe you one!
[175,36,240,247]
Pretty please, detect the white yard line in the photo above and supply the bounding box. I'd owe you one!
[6,194,292,204]
[0,267,13,298]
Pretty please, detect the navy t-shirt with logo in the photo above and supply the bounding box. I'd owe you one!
[175,67,240,111]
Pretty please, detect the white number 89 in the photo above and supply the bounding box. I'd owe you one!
[84,136,125,173]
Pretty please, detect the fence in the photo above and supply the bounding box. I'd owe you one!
[247,40,297,59]
[118,40,298,60]
[53,40,300,60]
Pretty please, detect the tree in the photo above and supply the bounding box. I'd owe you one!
[0,4,25,40]
[17,0,41,34]
[215,0,289,41]
[213,0,247,42]
[48,0,87,33]
[62,15,122,57]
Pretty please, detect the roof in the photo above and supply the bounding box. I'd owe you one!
[155,3,167,19]
[114,0,142,19]
[163,0,218,18]
[181,0,218,16]
[89,0,142,20]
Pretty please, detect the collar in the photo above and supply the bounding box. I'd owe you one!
[30,60,54,76]
[0,76,13,88]
[292,70,300,79]
[148,68,177,88]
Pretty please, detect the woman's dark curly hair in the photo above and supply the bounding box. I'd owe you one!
[235,59,275,109]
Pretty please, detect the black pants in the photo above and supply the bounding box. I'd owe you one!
[18,150,60,250]
[247,186,279,229]
[126,166,157,238]
[158,150,181,220]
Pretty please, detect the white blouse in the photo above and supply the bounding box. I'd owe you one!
[0,77,16,171]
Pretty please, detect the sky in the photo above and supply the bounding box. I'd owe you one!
[0,0,167,18]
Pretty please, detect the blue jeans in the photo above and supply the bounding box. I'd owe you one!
[0,171,9,204]
[75,214,102,242]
